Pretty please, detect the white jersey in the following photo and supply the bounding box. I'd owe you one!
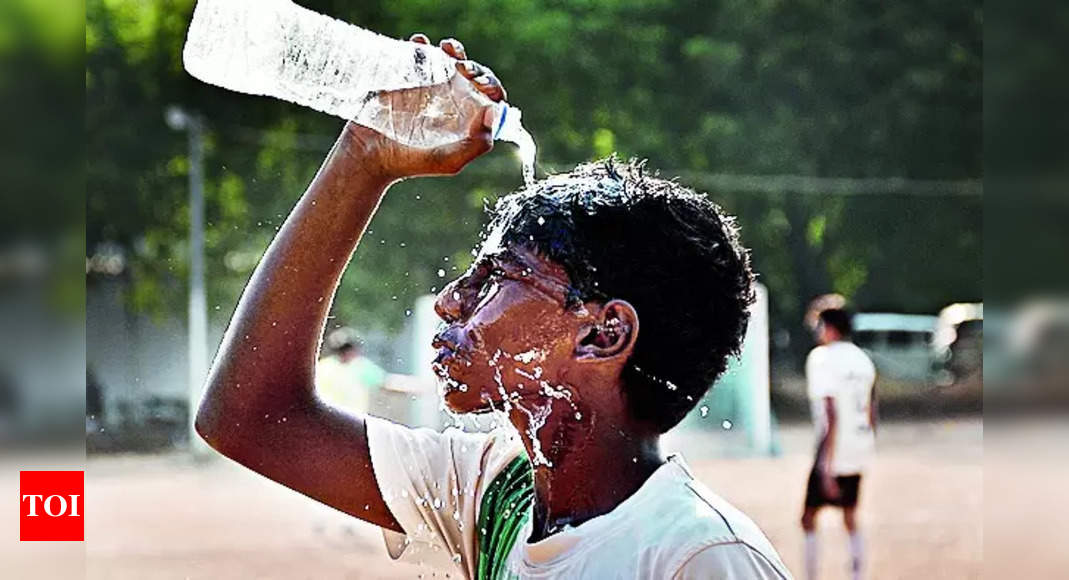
[365,416,792,579]
[806,341,877,475]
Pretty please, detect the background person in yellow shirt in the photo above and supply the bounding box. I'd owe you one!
[316,328,386,416]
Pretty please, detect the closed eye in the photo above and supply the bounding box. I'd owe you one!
[475,269,506,299]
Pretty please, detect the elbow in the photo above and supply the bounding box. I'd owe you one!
[194,404,258,461]
[192,380,244,457]
[192,379,317,459]
[193,402,229,454]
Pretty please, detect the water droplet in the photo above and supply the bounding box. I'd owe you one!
[722,420,733,430]
[438,269,446,277]
[405,309,412,317]
[700,406,709,417]
[537,216,545,226]
[433,498,443,509]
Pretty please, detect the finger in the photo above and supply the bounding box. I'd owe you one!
[472,73,507,102]
[439,38,467,60]
[473,76,506,103]
[409,33,430,44]
[455,59,482,80]
[454,61,506,102]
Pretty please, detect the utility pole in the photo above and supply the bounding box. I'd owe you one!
[166,106,210,456]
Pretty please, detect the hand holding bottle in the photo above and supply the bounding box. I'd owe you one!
[341,35,507,180]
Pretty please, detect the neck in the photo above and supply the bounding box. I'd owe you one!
[506,395,663,542]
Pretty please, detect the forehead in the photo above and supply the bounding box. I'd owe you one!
[473,242,570,283]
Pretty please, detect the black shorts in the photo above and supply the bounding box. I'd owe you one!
[805,467,862,508]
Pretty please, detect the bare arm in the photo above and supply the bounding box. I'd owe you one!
[819,396,837,472]
[868,383,878,435]
[195,36,500,532]
[819,396,839,497]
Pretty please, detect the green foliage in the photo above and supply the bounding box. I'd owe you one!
[86,0,981,340]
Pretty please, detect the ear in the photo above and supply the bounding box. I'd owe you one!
[575,299,639,362]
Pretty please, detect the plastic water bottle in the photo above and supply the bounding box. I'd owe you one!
[182,0,535,183]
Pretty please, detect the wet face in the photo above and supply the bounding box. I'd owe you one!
[432,245,593,414]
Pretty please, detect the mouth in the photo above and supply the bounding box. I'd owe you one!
[431,346,469,388]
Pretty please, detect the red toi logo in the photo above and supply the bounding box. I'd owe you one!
[19,471,84,541]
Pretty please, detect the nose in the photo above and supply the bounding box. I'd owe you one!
[434,278,464,323]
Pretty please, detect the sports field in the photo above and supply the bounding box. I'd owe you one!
[82,418,982,579]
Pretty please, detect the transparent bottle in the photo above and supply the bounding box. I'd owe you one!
[182,0,534,180]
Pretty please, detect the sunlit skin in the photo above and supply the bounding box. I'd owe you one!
[430,242,667,536]
[195,35,664,543]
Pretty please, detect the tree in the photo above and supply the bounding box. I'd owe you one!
[87,0,981,347]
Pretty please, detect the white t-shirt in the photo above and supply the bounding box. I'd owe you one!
[366,416,791,579]
[806,341,877,475]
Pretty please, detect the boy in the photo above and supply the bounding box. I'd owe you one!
[800,307,877,580]
[197,35,790,579]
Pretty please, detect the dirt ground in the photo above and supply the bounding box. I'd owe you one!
[80,418,982,579]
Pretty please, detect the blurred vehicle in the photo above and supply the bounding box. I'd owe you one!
[853,313,939,382]
[932,303,983,385]
[990,299,1069,407]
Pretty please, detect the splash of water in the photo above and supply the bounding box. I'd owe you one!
[494,104,537,186]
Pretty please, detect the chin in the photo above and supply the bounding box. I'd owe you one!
[442,389,499,415]
[438,376,498,415]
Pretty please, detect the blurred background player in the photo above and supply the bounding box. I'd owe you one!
[316,327,386,416]
[801,303,877,580]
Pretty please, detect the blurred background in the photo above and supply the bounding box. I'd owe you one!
[85,0,982,443]
[15,0,1069,578]
[78,1,987,578]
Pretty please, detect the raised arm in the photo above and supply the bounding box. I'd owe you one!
[194,36,502,531]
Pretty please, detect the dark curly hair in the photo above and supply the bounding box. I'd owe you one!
[480,158,755,432]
